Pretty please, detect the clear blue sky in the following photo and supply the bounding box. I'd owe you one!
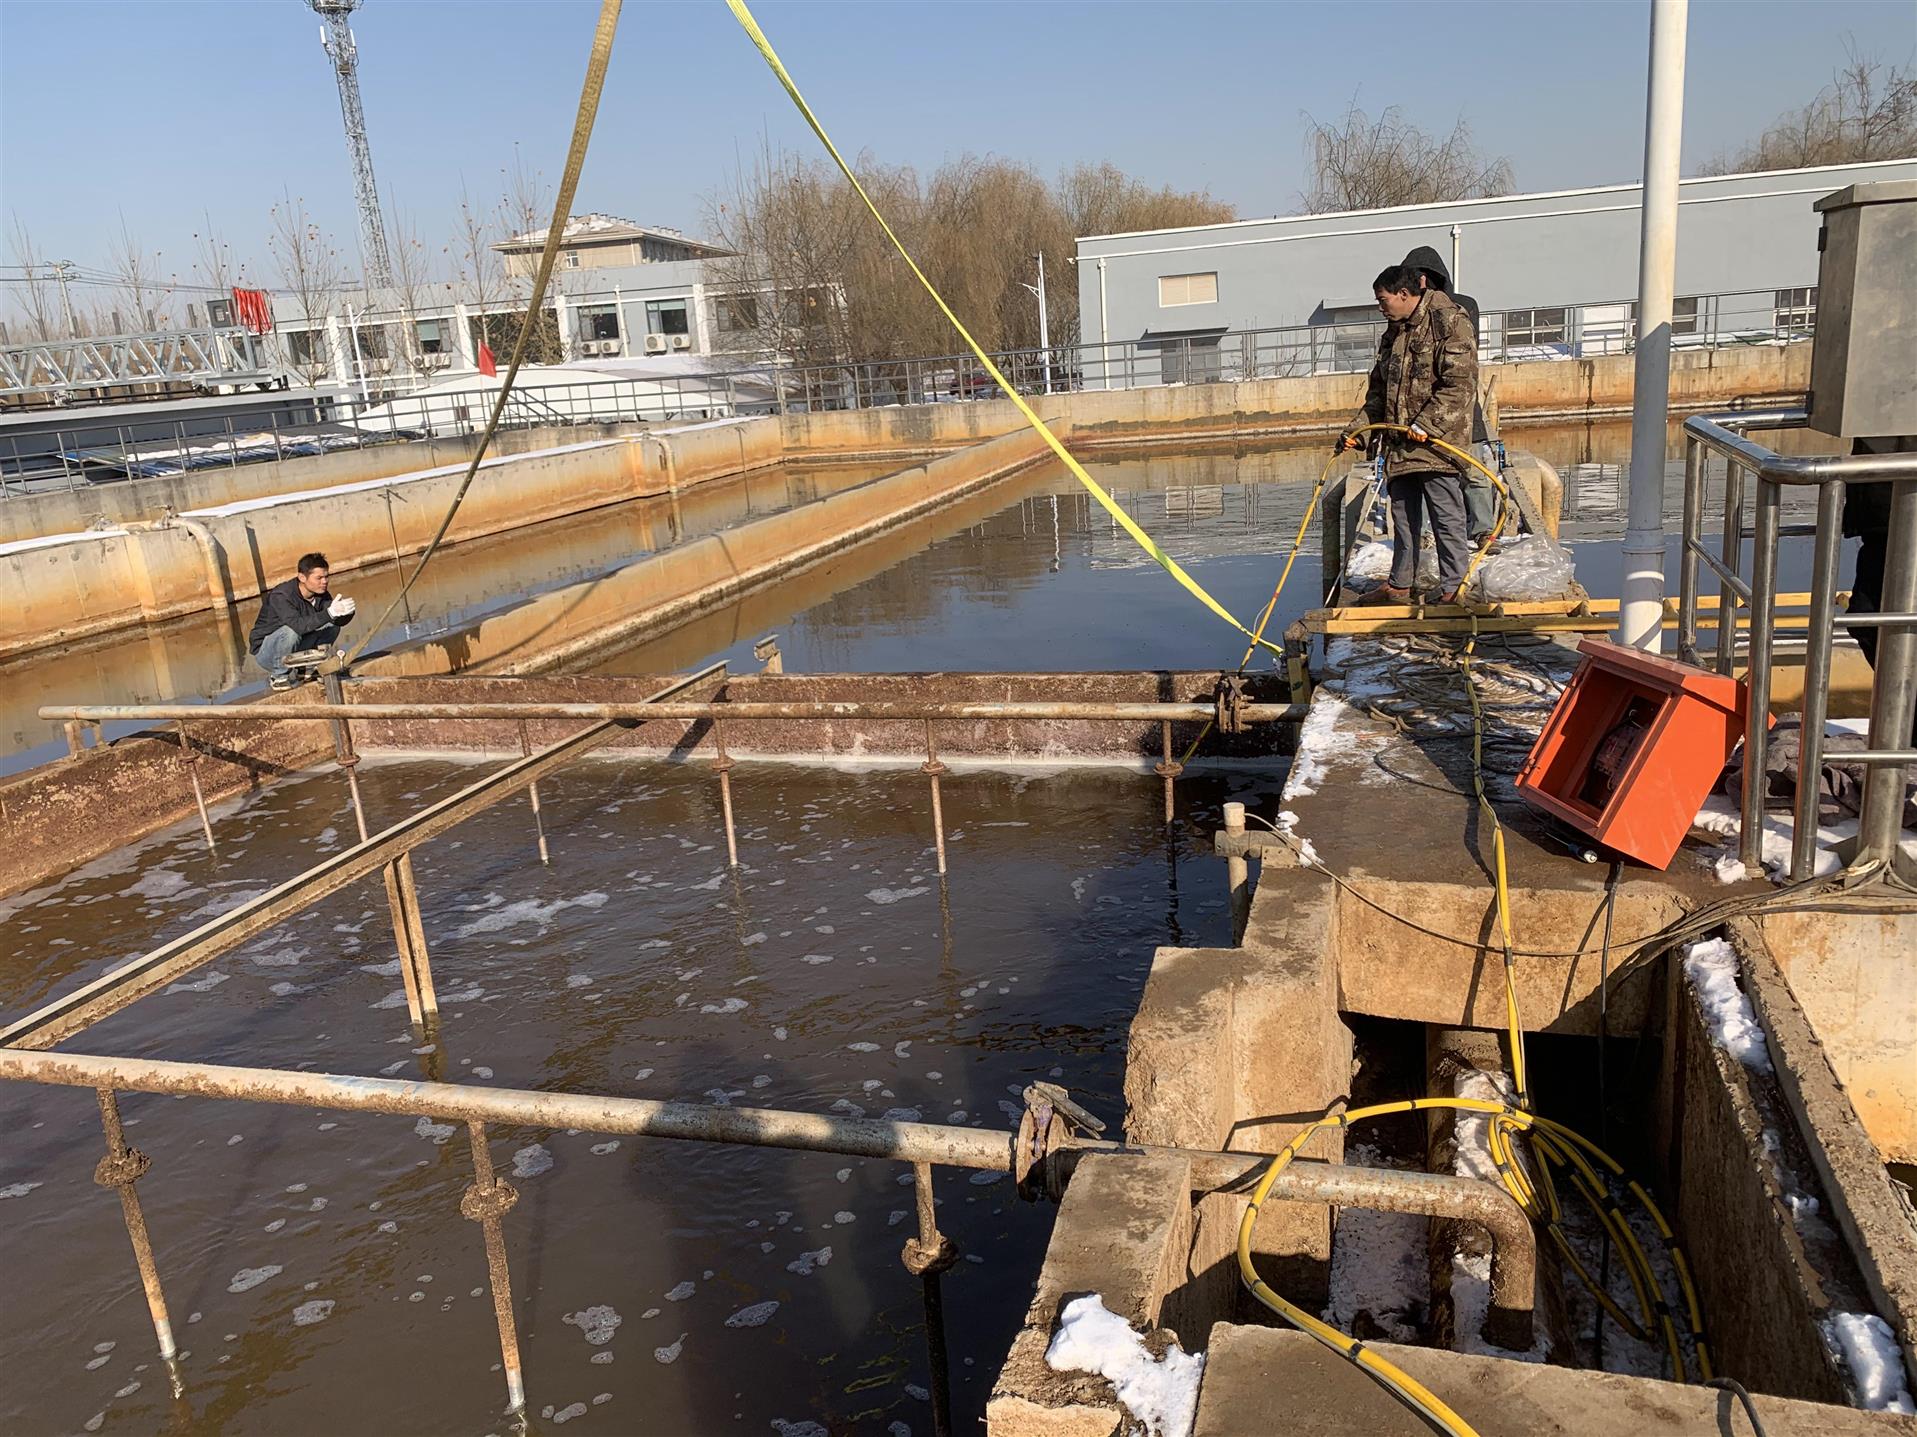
[2,0,1913,297]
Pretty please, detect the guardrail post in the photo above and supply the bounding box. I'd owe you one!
[94,1089,177,1363]
[923,721,949,877]
[1791,481,1846,880]
[176,721,217,854]
[516,721,552,867]
[461,1120,526,1416]
[900,1161,957,1437]
[1677,436,1704,663]
[1154,720,1182,825]
[1739,483,1780,876]
[1857,478,1917,876]
[1714,460,1746,675]
[713,720,740,870]
[1223,801,1250,941]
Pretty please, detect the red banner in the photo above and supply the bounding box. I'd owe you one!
[231,287,273,335]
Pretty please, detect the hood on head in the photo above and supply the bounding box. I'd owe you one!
[1402,245,1452,292]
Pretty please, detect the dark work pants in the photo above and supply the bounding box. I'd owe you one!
[1388,468,1471,591]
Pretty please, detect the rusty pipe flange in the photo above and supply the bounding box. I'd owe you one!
[711,755,736,774]
[94,1148,152,1189]
[335,753,362,770]
[460,1178,520,1223]
[921,759,948,778]
[900,1233,959,1277]
[1153,759,1185,779]
[1214,674,1249,734]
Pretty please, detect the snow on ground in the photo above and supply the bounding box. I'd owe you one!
[1045,1295,1204,1437]
[1324,1144,1427,1344]
[1681,939,1774,1075]
[1822,1312,1917,1414]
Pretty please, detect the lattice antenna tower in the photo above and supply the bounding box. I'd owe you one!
[310,0,395,290]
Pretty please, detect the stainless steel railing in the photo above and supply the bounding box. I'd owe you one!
[1678,410,1917,881]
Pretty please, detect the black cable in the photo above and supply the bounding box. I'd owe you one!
[1702,1378,1773,1437]
[1595,859,1621,1370]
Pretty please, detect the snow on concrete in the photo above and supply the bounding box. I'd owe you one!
[1044,1294,1204,1437]
[1681,938,1773,1075]
[1822,1312,1917,1414]
[1691,795,1845,884]
[1325,1144,1428,1344]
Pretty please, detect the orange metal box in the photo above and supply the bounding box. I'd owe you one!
[1516,637,1764,870]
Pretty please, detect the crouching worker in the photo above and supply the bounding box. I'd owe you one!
[248,551,355,690]
[1336,263,1479,606]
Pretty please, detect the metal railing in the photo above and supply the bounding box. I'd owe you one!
[1678,410,1917,881]
[0,325,276,398]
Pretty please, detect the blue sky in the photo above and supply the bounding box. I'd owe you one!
[2,0,1913,296]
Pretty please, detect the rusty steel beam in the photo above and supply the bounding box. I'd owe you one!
[39,700,1303,724]
[0,1046,1533,1342]
[0,664,727,1052]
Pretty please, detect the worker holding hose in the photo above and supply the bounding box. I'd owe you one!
[1338,264,1480,606]
[1402,244,1500,546]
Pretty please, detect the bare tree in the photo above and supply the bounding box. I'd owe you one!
[387,205,452,377]
[452,181,506,358]
[1700,44,1916,174]
[1299,99,1514,213]
[106,217,176,331]
[1055,163,1234,343]
[494,148,565,362]
[6,217,69,340]
[268,191,345,388]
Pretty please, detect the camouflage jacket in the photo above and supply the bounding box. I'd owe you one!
[1350,290,1479,479]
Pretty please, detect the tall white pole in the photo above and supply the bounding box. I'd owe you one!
[1618,0,1689,651]
[1097,257,1110,391]
[1035,253,1052,395]
[346,302,371,406]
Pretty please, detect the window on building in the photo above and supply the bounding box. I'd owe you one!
[577,303,620,341]
[416,318,448,355]
[1159,337,1222,385]
[1503,307,1568,347]
[1774,286,1816,335]
[1314,304,1386,372]
[286,330,324,367]
[715,294,760,333]
[1624,296,1700,337]
[1158,272,1219,307]
[562,251,582,270]
[645,298,690,336]
[780,288,832,329]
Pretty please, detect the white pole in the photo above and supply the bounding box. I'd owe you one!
[1618,0,1689,652]
[1097,257,1110,391]
[346,302,371,407]
[1449,224,1462,290]
[1035,252,1052,395]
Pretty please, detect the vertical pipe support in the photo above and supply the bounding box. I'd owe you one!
[1223,801,1250,943]
[1677,436,1704,664]
[94,1089,177,1363]
[1714,461,1746,676]
[1790,481,1846,881]
[899,1161,957,1437]
[1153,720,1182,826]
[713,721,740,870]
[1616,0,1689,651]
[460,1120,526,1416]
[923,721,949,877]
[1857,478,1917,875]
[1739,483,1780,877]
[176,721,217,854]
[322,671,371,844]
[517,721,551,867]
[382,855,439,1027]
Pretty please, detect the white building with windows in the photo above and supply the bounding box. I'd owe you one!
[1073,159,1917,381]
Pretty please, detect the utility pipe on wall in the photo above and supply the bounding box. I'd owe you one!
[1618,0,1689,651]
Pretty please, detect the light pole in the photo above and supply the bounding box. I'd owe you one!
[54,260,79,337]
[1020,253,1052,394]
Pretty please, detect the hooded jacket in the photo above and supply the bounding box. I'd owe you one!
[1349,288,1479,480]
[1402,245,1490,445]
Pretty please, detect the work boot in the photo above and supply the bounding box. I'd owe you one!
[1426,587,1483,612]
[268,672,301,692]
[1352,584,1411,607]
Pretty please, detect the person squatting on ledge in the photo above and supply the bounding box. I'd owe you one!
[248,551,356,690]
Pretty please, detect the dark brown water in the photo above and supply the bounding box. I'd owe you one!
[0,751,1277,1435]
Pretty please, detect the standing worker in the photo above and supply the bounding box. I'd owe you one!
[248,551,356,690]
[1338,265,1480,606]
[1402,245,1499,545]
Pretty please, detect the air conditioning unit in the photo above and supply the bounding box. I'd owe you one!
[644,334,668,355]
[669,334,691,351]
[578,340,603,356]
[421,352,452,369]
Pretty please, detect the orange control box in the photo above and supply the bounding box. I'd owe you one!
[1516,637,1765,870]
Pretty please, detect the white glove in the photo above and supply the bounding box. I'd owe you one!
[327,595,356,621]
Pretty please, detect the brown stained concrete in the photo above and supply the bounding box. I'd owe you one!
[1753,908,1917,1163]
[1123,866,1352,1342]
[1729,921,1917,1390]
[0,669,1290,900]
[986,1152,1195,1437]
[1190,1325,1917,1436]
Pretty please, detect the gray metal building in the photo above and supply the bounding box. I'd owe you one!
[1072,159,1917,377]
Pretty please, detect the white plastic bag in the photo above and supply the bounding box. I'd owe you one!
[1470,535,1576,603]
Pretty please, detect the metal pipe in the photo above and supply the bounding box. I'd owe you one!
[1857,478,1917,875]
[517,721,551,867]
[1740,484,1780,876]
[5,1048,1533,1326]
[1223,801,1250,942]
[1714,461,1746,676]
[1791,481,1847,881]
[94,1088,177,1362]
[462,1121,526,1416]
[1677,437,1704,663]
[176,721,217,854]
[924,719,948,877]
[1684,411,1917,485]
[911,1161,955,1437]
[714,721,740,870]
[40,700,1304,725]
[1616,0,1689,652]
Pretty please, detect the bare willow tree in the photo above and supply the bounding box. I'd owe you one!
[1299,100,1514,213]
[1055,162,1235,343]
[269,192,345,387]
[491,148,565,362]
[453,181,505,357]
[6,217,69,340]
[107,217,176,331]
[387,205,452,377]
[1700,45,1916,174]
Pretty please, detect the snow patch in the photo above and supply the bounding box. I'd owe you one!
[1823,1312,1916,1413]
[1044,1295,1203,1437]
[1683,938,1773,1074]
